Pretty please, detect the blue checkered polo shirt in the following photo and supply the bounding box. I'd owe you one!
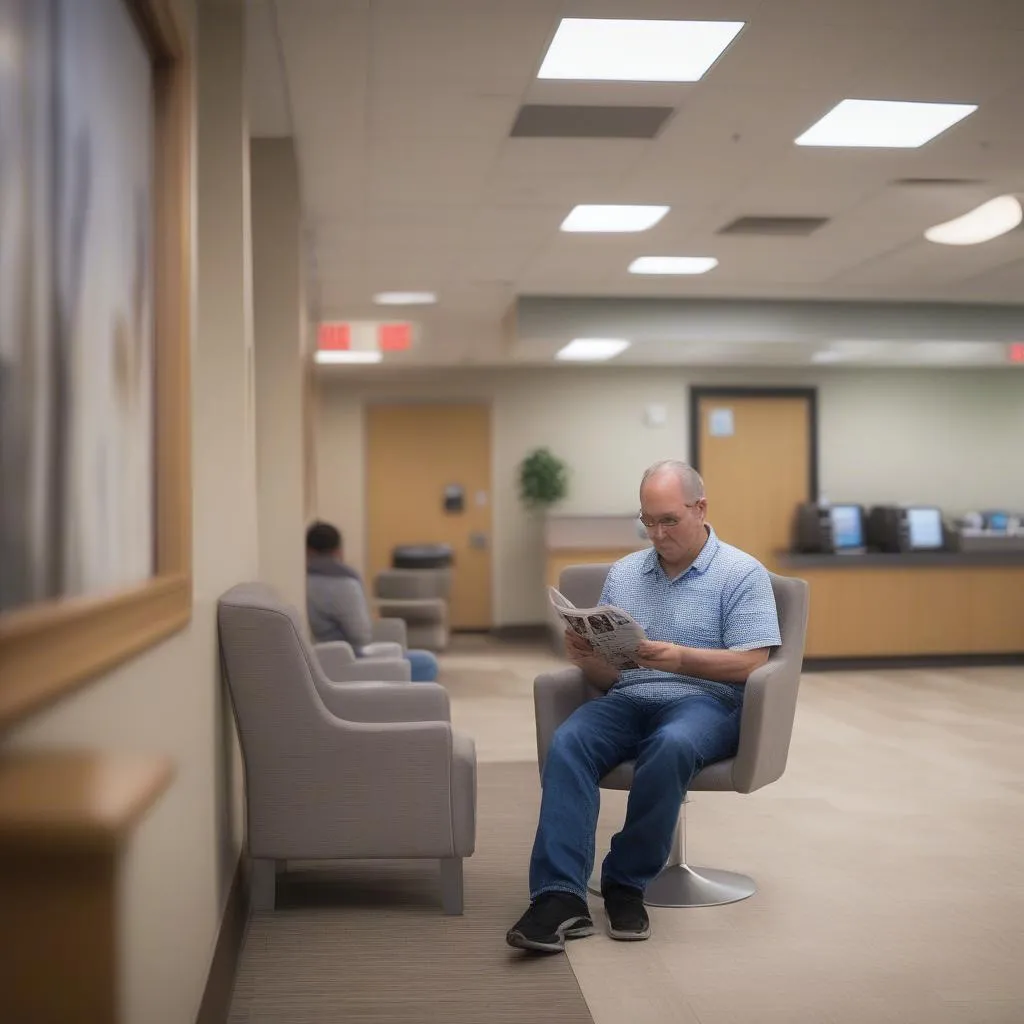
[599,526,782,710]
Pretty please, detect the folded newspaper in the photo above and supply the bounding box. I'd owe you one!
[549,586,648,671]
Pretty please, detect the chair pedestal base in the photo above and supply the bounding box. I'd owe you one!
[644,864,756,907]
[588,864,756,907]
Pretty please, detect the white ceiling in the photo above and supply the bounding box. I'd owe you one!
[245,0,1024,368]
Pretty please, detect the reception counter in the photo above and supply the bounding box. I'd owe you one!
[776,551,1024,660]
[543,516,1023,662]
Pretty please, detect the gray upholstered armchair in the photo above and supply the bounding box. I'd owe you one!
[535,563,809,908]
[373,569,450,651]
[218,583,477,914]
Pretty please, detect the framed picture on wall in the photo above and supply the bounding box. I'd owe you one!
[0,0,192,727]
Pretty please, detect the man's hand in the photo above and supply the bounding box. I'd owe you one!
[634,640,682,673]
[564,629,619,690]
[634,640,771,684]
[564,628,594,664]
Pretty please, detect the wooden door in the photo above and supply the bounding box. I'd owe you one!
[693,390,815,571]
[366,404,492,630]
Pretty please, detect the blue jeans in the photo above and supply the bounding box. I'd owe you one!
[406,649,439,682]
[529,690,742,901]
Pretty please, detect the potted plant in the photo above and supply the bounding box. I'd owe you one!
[518,447,569,509]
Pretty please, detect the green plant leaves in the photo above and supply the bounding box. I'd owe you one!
[518,447,569,508]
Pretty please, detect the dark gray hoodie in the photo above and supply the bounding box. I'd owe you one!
[305,555,373,651]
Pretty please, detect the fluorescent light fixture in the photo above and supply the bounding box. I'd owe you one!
[538,18,744,82]
[628,256,718,275]
[556,338,631,362]
[561,205,669,233]
[811,350,846,364]
[315,350,383,365]
[817,339,1004,366]
[817,340,895,362]
[911,341,1001,364]
[373,291,437,305]
[925,195,1023,245]
[795,99,977,148]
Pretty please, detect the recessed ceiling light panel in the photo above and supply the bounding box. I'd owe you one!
[373,291,437,305]
[795,99,977,148]
[628,256,718,275]
[556,338,631,361]
[315,350,383,365]
[561,205,669,233]
[538,18,744,82]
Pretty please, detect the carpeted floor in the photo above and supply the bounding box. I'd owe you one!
[227,760,593,1024]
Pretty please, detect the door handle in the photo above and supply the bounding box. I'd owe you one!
[468,531,488,550]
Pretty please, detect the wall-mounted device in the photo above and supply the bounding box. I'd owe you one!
[443,484,464,514]
[866,505,946,553]
[795,503,866,554]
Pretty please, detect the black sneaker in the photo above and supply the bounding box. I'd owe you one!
[603,882,651,941]
[505,892,594,953]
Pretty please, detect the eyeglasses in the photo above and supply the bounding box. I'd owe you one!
[637,500,703,532]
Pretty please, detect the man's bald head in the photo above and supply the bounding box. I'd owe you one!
[640,460,704,503]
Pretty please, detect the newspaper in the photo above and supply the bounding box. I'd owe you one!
[548,586,647,670]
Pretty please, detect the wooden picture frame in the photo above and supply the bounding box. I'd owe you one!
[0,0,192,728]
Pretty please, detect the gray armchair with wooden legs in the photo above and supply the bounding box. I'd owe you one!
[218,583,476,914]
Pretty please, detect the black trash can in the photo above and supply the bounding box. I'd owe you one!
[391,544,454,570]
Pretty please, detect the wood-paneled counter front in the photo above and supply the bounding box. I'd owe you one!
[776,551,1024,659]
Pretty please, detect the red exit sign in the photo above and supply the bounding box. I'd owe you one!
[317,321,413,352]
[379,323,412,351]
[318,322,351,350]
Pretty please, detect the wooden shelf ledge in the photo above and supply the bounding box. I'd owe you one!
[0,751,174,855]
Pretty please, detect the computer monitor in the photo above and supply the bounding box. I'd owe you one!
[906,507,944,550]
[829,505,864,550]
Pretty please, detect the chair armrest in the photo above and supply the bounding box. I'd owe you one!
[732,654,801,794]
[318,681,450,723]
[314,641,410,683]
[534,667,600,775]
[335,655,407,679]
[361,641,405,660]
[313,641,355,680]
[372,617,408,650]
[451,731,477,857]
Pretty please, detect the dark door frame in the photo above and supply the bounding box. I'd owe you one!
[688,386,820,501]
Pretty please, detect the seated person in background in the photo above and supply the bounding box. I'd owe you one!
[305,521,439,683]
[506,459,781,953]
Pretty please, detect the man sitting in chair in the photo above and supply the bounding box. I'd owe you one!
[506,460,781,952]
[305,521,439,683]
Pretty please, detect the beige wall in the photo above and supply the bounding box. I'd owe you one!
[1,3,257,1022]
[314,366,1024,625]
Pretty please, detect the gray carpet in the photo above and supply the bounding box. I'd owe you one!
[228,761,594,1023]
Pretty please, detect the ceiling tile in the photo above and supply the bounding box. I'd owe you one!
[369,0,556,89]
[369,82,520,141]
